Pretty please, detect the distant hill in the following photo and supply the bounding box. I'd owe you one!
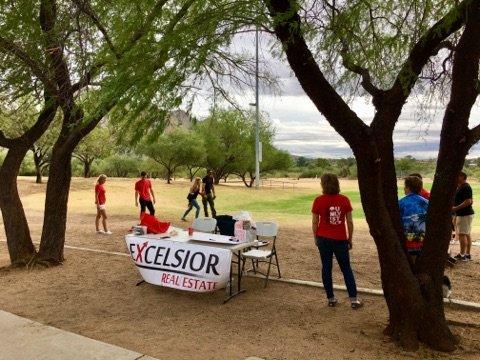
[164,110,193,133]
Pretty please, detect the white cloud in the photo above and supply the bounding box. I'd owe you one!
[191,32,480,159]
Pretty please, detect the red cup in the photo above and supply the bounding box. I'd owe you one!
[188,227,193,236]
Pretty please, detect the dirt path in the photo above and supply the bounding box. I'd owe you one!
[0,242,479,360]
[0,178,479,358]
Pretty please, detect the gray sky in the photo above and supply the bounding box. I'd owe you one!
[192,33,480,159]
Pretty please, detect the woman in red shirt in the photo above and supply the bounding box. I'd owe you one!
[312,173,361,309]
[95,174,112,235]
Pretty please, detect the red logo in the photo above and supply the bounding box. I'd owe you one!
[135,241,149,262]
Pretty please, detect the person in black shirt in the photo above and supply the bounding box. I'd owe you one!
[453,171,474,261]
[181,177,201,221]
[201,170,217,218]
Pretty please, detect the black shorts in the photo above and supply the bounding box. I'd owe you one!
[139,198,155,215]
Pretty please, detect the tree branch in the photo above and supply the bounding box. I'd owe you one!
[340,44,385,101]
[69,0,195,146]
[40,0,75,104]
[0,129,15,148]
[386,0,471,106]
[0,36,58,97]
[71,0,119,58]
[469,123,480,148]
[0,95,57,149]
[265,0,368,149]
[71,0,170,92]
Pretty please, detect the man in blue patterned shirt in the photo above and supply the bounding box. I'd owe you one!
[398,176,429,257]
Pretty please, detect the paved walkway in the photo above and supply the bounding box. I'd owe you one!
[0,310,157,360]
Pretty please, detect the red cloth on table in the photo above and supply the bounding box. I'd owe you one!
[140,213,170,234]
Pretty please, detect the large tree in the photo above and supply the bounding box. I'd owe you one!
[73,126,111,178]
[0,0,256,264]
[197,108,256,183]
[0,0,60,264]
[263,0,479,351]
[140,129,205,184]
[229,114,292,187]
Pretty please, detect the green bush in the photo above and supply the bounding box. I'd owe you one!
[98,154,142,178]
[19,153,35,176]
[299,167,328,178]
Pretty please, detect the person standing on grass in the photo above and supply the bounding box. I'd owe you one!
[135,171,156,215]
[95,174,112,235]
[311,173,362,309]
[181,177,202,221]
[202,170,216,218]
[409,173,430,200]
[453,171,474,261]
[399,176,429,258]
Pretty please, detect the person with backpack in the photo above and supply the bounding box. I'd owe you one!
[181,177,201,221]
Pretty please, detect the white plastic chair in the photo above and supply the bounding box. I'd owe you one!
[192,217,217,233]
[241,221,281,288]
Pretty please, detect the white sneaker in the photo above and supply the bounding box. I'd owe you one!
[96,230,105,234]
[104,230,112,235]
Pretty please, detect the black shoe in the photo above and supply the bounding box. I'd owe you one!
[328,299,337,307]
[465,254,472,261]
[447,257,457,266]
[454,253,466,261]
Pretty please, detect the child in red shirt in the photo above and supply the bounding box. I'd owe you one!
[312,173,361,309]
[95,174,112,235]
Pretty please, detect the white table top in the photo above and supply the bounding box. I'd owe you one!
[125,228,256,252]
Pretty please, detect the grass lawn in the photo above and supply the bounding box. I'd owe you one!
[16,176,480,235]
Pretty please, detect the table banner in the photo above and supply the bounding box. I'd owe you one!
[125,236,232,292]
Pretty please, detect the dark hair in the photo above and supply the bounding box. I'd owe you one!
[404,176,423,194]
[459,171,467,180]
[140,171,147,177]
[409,173,423,180]
[321,173,340,195]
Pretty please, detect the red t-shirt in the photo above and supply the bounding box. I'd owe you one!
[135,179,152,201]
[95,184,106,205]
[420,188,430,200]
[311,194,353,240]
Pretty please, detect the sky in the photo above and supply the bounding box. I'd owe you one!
[191,33,480,160]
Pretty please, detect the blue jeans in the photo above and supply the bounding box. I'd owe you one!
[182,199,200,219]
[315,237,357,300]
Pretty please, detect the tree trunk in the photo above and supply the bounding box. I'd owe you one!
[263,0,478,352]
[37,143,73,263]
[0,146,37,265]
[248,172,255,187]
[83,159,91,178]
[32,150,43,184]
[354,140,458,351]
[240,173,252,187]
[166,168,172,184]
[414,3,480,350]
[187,166,200,181]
